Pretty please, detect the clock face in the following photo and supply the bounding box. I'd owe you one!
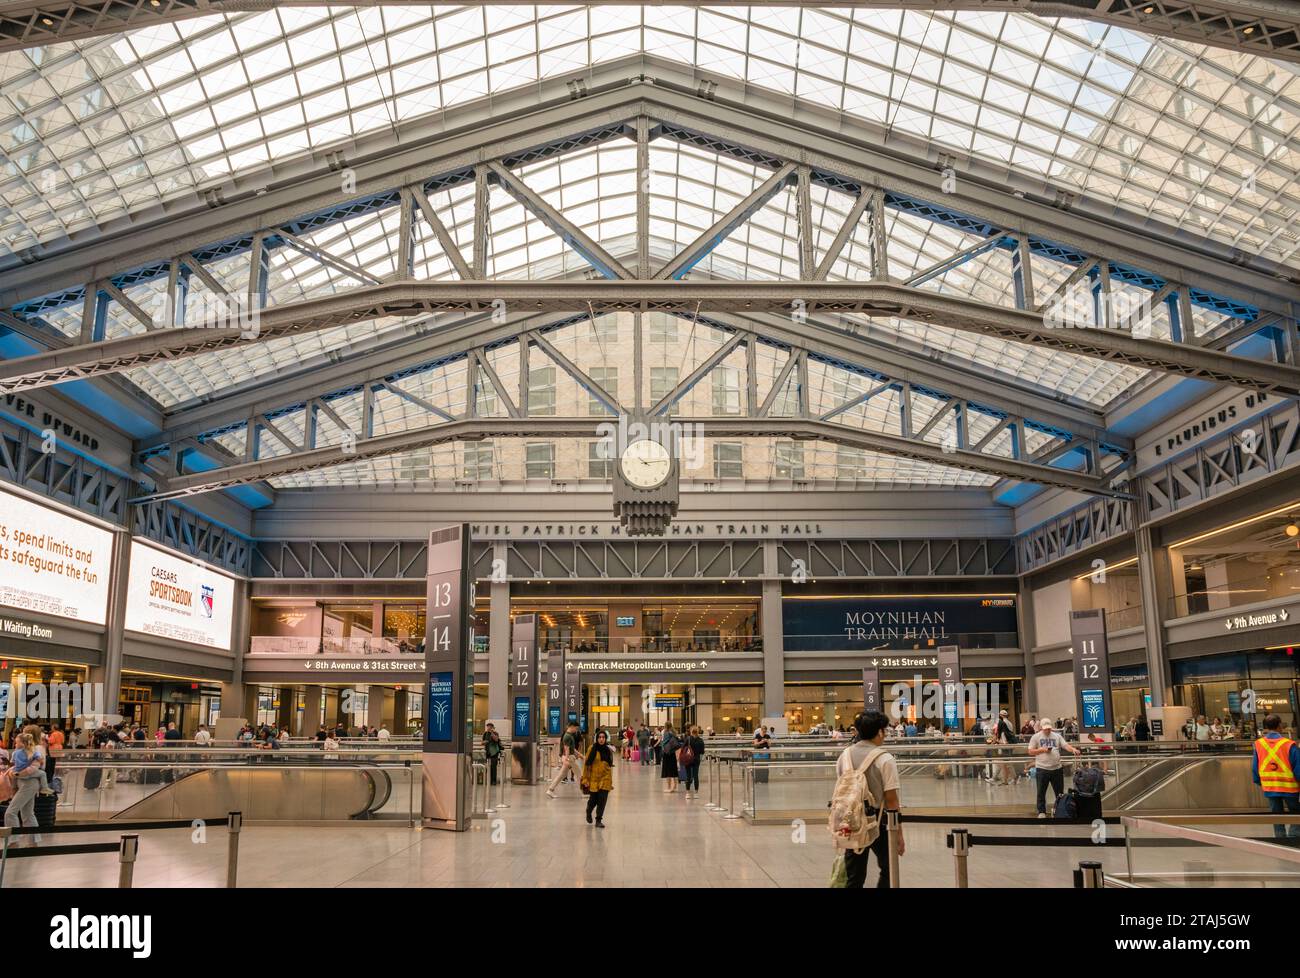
[619,439,672,489]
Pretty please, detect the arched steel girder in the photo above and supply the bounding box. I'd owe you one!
[0,1,1297,65]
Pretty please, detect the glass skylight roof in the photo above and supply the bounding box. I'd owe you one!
[2,6,1296,261]
[1,5,1293,491]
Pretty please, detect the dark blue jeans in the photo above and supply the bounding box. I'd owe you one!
[1266,794,1300,838]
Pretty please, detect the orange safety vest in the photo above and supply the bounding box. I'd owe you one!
[1255,735,1299,794]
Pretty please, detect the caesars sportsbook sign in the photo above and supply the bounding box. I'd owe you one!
[124,540,235,651]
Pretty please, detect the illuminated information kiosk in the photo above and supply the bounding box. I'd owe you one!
[421,524,474,830]
[510,612,539,784]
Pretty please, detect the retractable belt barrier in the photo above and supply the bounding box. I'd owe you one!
[0,828,140,888]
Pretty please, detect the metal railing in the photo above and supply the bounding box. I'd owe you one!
[1119,814,1300,887]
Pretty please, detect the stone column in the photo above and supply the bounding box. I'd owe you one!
[1136,525,1175,708]
[91,528,132,721]
[760,541,785,718]
[1017,580,1038,715]
[303,685,322,736]
[488,542,511,721]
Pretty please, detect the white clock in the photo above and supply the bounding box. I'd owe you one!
[619,438,672,489]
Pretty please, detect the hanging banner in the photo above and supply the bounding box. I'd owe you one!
[937,644,962,730]
[421,524,473,831]
[862,666,881,714]
[546,652,564,736]
[510,613,538,783]
[0,487,112,626]
[1070,609,1114,738]
[124,540,235,651]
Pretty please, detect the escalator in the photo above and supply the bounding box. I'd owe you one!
[110,764,399,821]
[1108,754,1261,812]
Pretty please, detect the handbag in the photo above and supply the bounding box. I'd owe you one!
[579,778,591,796]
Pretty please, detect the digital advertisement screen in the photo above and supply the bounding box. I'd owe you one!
[123,540,236,651]
[513,695,532,738]
[0,487,112,626]
[427,672,453,742]
[1080,689,1107,730]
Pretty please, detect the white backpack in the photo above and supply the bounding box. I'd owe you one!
[828,746,886,852]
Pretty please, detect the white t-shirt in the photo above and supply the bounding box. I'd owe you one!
[836,741,901,805]
[194,730,212,745]
[1029,730,1067,770]
[1195,723,1210,742]
[377,728,391,740]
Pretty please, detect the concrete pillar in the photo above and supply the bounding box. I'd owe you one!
[276,686,295,731]
[628,685,644,725]
[1136,525,1175,708]
[393,688,409,734]
[1017,580,1038,714]
[488,546,510,719]
[242,686,260,724]
[760,541,785,718]
[303,685,322,735]
[91,528,132,720]
[366,684,385,730]
[1205,559,1230,611]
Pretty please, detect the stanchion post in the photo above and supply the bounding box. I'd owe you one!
[886,809,901,888]
[951,828,970,888]
[117,834,139,889]
[1079,860,1104,888]
[724,759,742,820]
[226,811,242,888]
[0,826,10,889]
[405,759,414,828]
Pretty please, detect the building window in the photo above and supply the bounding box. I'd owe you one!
[528,366,556,416]
[650,366,679,416]
[836,444,868,480]
[463,443,494,480]
[774,441,804,479]
[649,316,678,344]
[588,440,614,478]
[589,366,618,416]
[588,316,618,341]
[713,442,743,479]
[474,376,497,416]
[399,450,431,482]
[525,442,556,479]
[712,366,742,415]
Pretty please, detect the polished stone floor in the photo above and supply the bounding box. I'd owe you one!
[2,758,1162,888]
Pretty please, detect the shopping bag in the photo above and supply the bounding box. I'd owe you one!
[829,854,848,888]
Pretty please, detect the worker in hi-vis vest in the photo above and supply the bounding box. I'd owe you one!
[1252,713,1300,840]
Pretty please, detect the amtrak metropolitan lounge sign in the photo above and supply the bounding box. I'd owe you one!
[783,596,1017,651]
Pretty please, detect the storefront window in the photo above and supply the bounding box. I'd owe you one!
[382,604,425,652]
[322,603,375,654]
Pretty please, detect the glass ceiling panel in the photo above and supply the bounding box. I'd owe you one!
[2,5,1290,489]
[1,6,1295,263]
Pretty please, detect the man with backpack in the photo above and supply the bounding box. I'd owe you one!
[830,711,903,888]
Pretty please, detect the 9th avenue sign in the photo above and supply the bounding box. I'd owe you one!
[1224,607,1292,631]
